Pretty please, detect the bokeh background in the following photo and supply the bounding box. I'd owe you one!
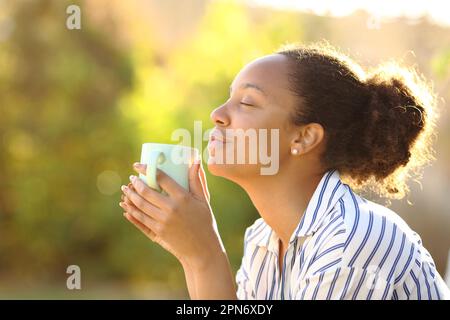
[0,0,449,299]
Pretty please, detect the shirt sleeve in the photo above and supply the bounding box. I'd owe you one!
[236,227,256,300]
[236,260,254,300]
[398,255,450,300]
[293,266,395,300]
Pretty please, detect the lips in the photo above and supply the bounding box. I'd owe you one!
[210,129,229,143]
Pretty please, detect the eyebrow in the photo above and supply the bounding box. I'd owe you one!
[229,82,267,96]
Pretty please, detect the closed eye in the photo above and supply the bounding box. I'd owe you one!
[240,102,253,106]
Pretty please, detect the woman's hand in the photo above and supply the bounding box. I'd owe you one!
[119,160,223,269]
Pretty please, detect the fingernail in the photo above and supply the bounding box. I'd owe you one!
[121,185,128,192]
[129,175,136,182]
[133,162,140,168]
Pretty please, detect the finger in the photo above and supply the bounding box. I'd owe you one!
[124,212,157,242]
[122,183,140,207]
[121,201,158,232]
[156,169,186,197]
[198,161,210,202]
[132,162,147,175]
[129,175,170,210]
[188,161,207,201]
[121,185,165,221]
[122,195,136,209]
[122,183,135,200]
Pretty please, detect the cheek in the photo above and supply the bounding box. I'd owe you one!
[228,110,292,156]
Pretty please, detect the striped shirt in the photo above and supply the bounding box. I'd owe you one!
[236,170,450,300]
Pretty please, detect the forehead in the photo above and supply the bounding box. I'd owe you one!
[231,54,292,98]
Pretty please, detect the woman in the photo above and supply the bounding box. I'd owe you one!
[119,42,450,299]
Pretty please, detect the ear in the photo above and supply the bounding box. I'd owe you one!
[290,123,324,155]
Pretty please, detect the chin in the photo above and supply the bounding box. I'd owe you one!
[206,143,261,180]
[207,161,261,183]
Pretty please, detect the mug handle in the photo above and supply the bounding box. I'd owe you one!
[146,150,165,192]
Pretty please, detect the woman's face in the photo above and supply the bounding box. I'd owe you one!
[208,54,301,182]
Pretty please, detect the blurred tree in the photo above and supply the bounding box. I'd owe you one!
[0,0,136,287]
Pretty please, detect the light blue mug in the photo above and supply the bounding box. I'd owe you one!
[139,143,199,193]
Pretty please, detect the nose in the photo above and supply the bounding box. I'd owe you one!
[210,104,230,127]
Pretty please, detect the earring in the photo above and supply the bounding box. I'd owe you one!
[291,149,299,155]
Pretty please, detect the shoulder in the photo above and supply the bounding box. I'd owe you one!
[244,218,267,239]
[339,188,420,281]
[309,186,422,284]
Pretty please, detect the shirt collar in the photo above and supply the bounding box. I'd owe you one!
[247,169,347,249]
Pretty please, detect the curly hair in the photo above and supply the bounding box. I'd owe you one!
[275,41,439,200]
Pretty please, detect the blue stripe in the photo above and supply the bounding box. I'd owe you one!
[306,222,344,272]
[340,267,355,298]
[311,243,345,267]
[300,278,310,300]
[304,171,335,235]
[363,216,386,269]
[349,210,374,266]
[314,258,342,275]
[297,242,308,280]
[422,264,432,299]
[381,281,392,299]
[266,230,273,247]
[344,188,360,250]
[254,251,269,294]
[280,250,289,300]
[242,267,249,279]
[392,289,398,300]
[394,242,415,284]
[366,267,383,300]
[433,280,441,300]
[427,262,435,278]
[385,233,406,285]
[378,224,397,269]
[403,282,411,299]
[410,269,421,300]
[326,268,341,299]
[339,198,346,219]
[311,272,325,300]
[352,269,367,300]
[415,259,421,267]
[291,239,298,269]
[268,264,277,299]
[250,246,260,268]
[294,214,306,239]
[326,180,341,210]
[246,220,267,244]
[314,212,344,246]
[403,282,411,300]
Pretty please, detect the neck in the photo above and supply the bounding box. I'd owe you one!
[238,163,324,247]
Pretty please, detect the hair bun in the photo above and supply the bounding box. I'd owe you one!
[366,74,424,129]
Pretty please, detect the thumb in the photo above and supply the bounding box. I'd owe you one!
[133,162,147,175]
[198,161,210,202]
[189,160,209,201]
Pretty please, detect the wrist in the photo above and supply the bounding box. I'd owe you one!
[183,238,226,273]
